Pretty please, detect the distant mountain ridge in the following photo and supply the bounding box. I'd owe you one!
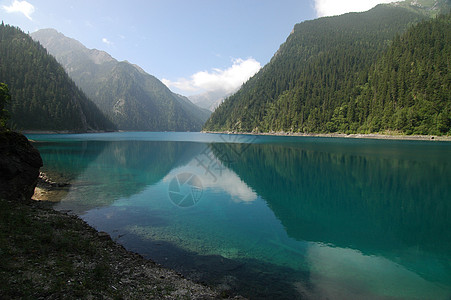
[389,0,451,13]
[32,29,210,131]
[0,23,114,132]
[188,89,234,112]
[203,0,451,135]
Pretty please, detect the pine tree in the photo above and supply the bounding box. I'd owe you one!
[0,82,11,129]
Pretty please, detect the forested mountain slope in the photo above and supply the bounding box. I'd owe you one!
[0,23,114,132]
[204,1,450,135]
[31,29,210,131]
[349,12,450,134]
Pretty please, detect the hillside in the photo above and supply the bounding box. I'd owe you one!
[31,29,210,131]
[0,23,114,132]
[203,0,450,135]
[352,12,450,134]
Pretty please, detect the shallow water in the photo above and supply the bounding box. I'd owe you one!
[28,132,451,299]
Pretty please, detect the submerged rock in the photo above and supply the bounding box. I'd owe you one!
[0,131,43,201]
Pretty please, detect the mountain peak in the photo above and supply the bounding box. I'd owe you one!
[32,29,211,131]
[31,29,115,65]
[387,0,451,14]
[88,48,115,65]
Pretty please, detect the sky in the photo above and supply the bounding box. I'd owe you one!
[1,0,399,96]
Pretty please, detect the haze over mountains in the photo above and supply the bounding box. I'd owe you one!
[188,89,234,112]
[31,29,210,131]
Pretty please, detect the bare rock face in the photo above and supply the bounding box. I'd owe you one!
[0,131,43,201]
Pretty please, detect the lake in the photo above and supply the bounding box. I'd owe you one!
[27,132,451,299]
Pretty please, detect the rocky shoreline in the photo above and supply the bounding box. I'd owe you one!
[21,130,115,134]
[1,196,239,299]
[202,130,451,141]
[23,129,451,141]
[31,172,71,202]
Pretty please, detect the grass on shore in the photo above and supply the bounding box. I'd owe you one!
[0,197,122,299]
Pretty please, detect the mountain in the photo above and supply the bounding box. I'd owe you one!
[31,29,211,131]
[203,0,450,135]
[0,23,114,132]
[352,12,451,134]
[390,0,450,14]
[188,89,234,112]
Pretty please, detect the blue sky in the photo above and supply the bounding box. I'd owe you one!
[1,0,398,96]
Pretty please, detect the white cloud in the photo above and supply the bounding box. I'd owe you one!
[200,167,258,203]
[314,0,399,17]
[162,58,261,95]
[306,243,442,299]
[163,160,258,203]
[2,0,35,20]
[102,37,112,45]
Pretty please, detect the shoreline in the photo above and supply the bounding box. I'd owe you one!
[3,172,244,299]
[202,130,451,141]
[21,129,115,134]
[21,129,451,142]
[1,197,234,299]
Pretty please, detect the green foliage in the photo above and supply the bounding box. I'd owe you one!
[204,4,451,135]
[0,82,11,129]
[0,24,114,131]
[360,13,451,135]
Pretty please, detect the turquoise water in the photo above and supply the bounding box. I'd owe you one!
[28,132,451,299]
